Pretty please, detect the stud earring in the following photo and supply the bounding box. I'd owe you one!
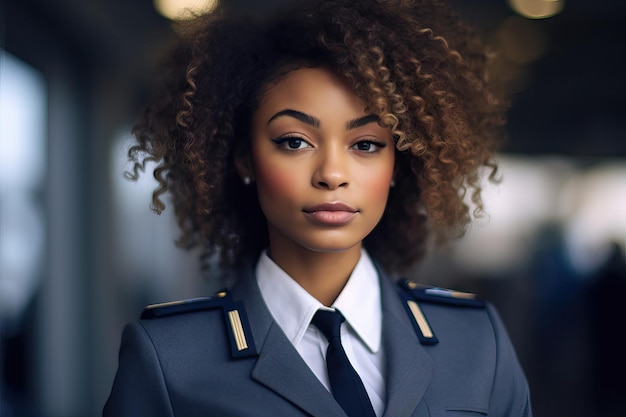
[390,178,396,187]
[243,176,252,185]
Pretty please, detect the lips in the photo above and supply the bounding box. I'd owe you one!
[303,202,358,226]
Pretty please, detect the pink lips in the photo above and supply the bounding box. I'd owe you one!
[303,202,358,226]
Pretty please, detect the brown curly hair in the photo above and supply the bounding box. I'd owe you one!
[127,0,506,273]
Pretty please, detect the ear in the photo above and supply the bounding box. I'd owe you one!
[391,160,398,186]
[234,147,254,182]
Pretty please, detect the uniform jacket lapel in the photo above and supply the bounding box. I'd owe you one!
[232,267,348,417]
[379,270,434,417]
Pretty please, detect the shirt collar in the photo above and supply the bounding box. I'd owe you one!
[256,249,382,353]
[332,251,382,353]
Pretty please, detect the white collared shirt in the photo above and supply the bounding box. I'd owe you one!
[256,249,386,416]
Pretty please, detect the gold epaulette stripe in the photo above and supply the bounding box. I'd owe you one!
[407,300,434,339]
[228,309,248,351]
[145,296,210,310]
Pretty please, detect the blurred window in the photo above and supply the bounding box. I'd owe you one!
[0,48,47,331]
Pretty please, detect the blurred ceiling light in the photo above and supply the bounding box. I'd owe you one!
[154,0,219,20]
[509,0,565,19]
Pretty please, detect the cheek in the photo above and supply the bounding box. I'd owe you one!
[362,157,395,205]
[253,157,301,203]
[366,175,393,209]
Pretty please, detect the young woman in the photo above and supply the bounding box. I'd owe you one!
[104,0,532,416]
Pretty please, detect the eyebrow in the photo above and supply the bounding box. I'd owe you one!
[346,114,380,130]
[267,109,380,130]
[268,110,320,128]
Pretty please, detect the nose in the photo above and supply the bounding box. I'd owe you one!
[312,144,349,190]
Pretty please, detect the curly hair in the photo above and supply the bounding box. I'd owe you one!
[127,0,506,273]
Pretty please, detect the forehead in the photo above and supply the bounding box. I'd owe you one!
[254,66,368,121]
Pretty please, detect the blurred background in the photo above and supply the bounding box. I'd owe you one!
[0,0,624,416]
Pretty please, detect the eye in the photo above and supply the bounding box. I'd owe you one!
[352,140,387,153]
[271,136,312,150]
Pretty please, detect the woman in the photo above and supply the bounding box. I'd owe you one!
[104,0,532,416]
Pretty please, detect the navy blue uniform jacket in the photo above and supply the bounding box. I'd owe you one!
[104,266,532,417]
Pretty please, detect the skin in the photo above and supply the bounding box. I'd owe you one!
[239,66,395,305]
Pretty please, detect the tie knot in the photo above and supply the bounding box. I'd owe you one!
[312,309,345,341]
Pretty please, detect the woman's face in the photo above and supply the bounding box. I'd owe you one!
[247,66,395,256]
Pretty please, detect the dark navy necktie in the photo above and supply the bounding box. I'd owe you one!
[312,309,376,417]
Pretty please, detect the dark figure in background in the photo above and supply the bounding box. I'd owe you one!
[588,243,626,417]
[104,0,532,415]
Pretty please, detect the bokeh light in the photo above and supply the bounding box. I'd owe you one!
[509,0,565,19]
[154,0,219,20]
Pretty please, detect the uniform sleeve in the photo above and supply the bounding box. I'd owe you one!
[103,321,176,417]
[486,304,533,417]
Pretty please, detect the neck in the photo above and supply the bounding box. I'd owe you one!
[267,240,362,307]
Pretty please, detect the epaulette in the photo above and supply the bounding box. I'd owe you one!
[398,279,486,308]
[397,279,486,345]
[141,290,257,359]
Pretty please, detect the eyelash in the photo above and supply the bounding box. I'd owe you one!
[352,140,387,153]
[271,136,387,153]
[271,136,311,150]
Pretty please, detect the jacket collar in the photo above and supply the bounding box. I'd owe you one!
[231,264,434,417]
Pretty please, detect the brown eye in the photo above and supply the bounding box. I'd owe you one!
[271,136,312,150]
[352,140,386,153]
[286,138,304,149]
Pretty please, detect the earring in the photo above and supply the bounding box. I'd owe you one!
[390,178,396,187]
[243,176,252,185]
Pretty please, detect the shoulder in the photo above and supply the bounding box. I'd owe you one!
[395,278,491,345]
[137,289,258,359]
[395,279,532,415]
[140,290,232,319]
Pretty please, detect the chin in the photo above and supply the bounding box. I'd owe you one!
[298,237,363,254]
